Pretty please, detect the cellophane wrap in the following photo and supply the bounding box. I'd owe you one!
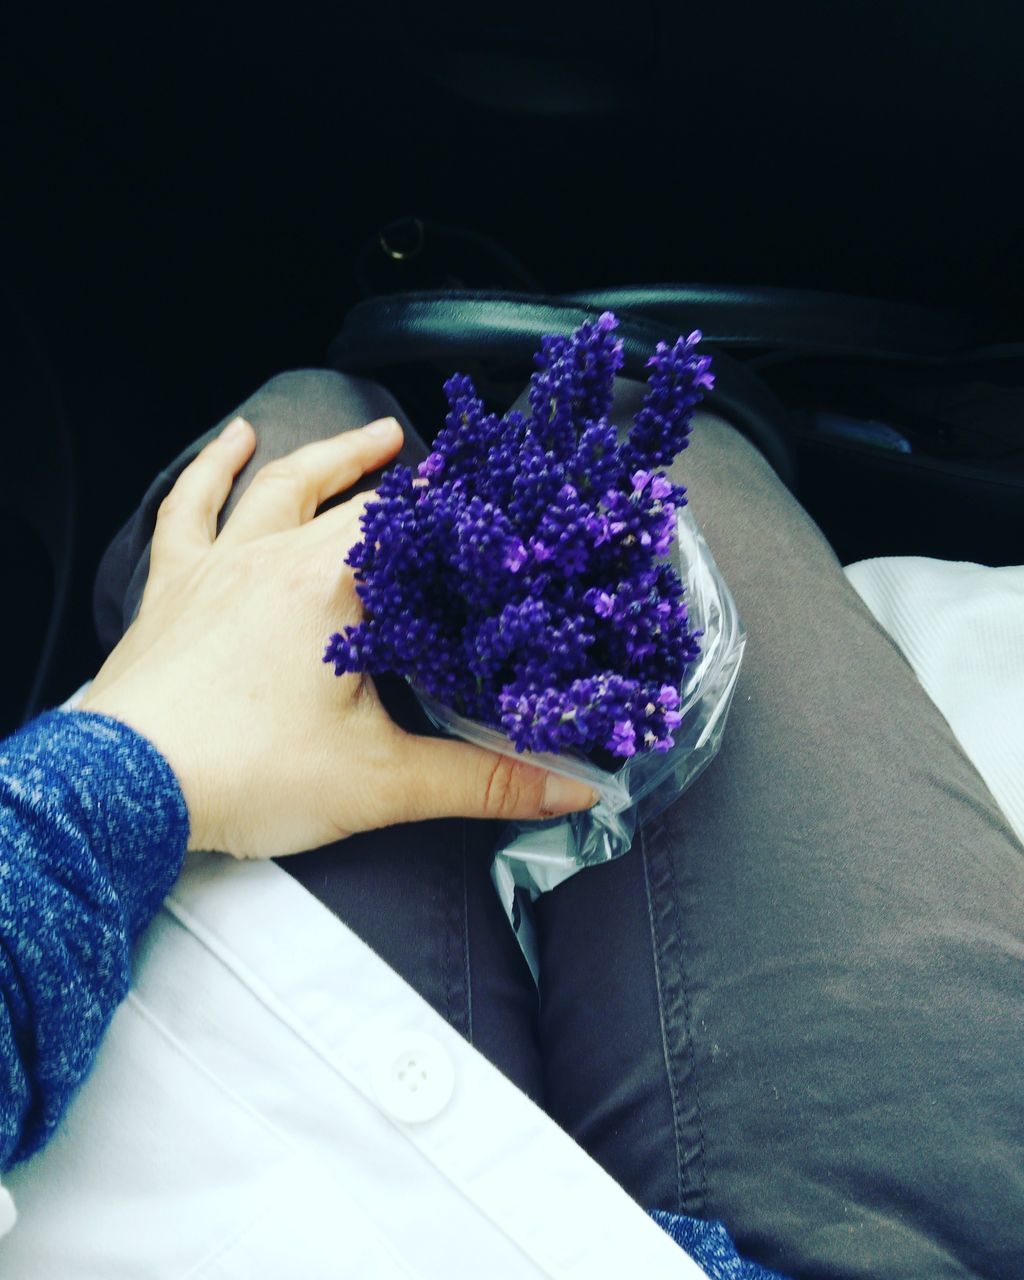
[416,507,745,982]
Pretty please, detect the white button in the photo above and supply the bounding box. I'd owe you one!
[0,1182,17,1238]
[372,1031,455,1124]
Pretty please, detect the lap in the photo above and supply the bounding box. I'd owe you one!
[96,366,1024,1280]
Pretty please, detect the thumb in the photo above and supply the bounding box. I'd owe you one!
[392,735,598,824]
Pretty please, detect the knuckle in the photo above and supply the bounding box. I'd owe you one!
[156,490,184,524]
[255,458,301,488]
[482,755,529,819]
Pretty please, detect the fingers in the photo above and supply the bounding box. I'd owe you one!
[299,490,373,543]
[150,417,256,575]
[217,418,404,547]
[388,735,599,825]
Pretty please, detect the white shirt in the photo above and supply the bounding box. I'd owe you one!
[845,555,1024,845]
[0,852,701,1279]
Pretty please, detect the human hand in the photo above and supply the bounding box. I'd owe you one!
[80,416,597,858]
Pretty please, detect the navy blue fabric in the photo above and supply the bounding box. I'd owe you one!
[0,711,189,1168]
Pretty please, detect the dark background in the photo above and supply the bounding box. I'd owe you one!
[3,2,1024,730]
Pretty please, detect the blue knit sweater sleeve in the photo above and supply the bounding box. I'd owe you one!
[0,710,190,1171]
[649,1211,791,1279]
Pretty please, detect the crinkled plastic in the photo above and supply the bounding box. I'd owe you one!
[416,507,745,982]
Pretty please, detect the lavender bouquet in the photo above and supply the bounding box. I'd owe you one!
[326,313,744,971]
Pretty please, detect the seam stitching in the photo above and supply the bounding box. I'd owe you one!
[640,821,687,1213]
[666,843,709,1212]
[642,819,709,1216]
[461,821,474,1043]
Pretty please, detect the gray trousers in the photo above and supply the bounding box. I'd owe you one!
[94,369,1024,1280]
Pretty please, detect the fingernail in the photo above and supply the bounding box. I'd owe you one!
[220,415,251,444]
[541,774,599,817]
[364,416,401,440]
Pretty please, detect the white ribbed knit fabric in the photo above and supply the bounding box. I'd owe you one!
[845,556,1024,846]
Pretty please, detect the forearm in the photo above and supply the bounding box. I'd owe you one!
[0,711,189,1169]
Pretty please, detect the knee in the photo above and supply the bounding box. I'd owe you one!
[237,369,404,454]
[254,369,363,426]
[258,368,350,401]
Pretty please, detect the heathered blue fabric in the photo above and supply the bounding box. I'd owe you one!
[0,710,189,1170]
[649,1211,791,1278]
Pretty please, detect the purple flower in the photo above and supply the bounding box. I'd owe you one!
[325,313,710,759]
[591,591,615,618]
[607,720,637,757]
[620,330,713,475]
[528,312,625,456]
[659,684,681,711]
[504,540,529,572]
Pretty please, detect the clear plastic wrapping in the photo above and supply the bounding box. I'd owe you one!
[416,507,746,981]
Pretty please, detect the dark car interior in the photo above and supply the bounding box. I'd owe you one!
[4,2,1024,737]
